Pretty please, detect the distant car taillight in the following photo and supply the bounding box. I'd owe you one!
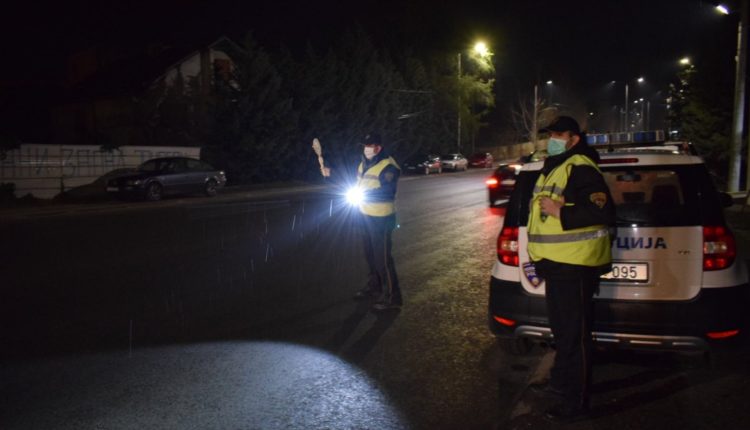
[497,226,519,266]
[486,177,499,188]
[703,225,736,270]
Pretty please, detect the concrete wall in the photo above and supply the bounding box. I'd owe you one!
[0,144,200,199]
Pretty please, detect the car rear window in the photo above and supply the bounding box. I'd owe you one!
[504,164,725,228]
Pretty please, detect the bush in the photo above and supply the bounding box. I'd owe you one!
[0,182,15,203]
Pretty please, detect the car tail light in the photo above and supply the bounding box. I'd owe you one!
[703,226,736,270]
[486,177,499,188]
[706,329,740,339]
[497,226,519,266]
[493,315,516,327]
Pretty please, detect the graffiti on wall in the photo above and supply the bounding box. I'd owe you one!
[0,144,201,198]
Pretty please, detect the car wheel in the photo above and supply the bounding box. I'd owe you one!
[205,179,218,197]
[496,337,534,355]
[145,182,163,201]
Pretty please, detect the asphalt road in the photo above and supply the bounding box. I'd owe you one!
[1,168,749,430]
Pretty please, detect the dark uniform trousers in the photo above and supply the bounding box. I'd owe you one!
[361,213,402,304]
[544,269,598,408]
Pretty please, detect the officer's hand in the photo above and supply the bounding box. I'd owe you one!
[540,196,564,219]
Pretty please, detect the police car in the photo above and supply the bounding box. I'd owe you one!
[489,132,749,353]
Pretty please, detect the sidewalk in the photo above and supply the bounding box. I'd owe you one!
[0,180,332,223]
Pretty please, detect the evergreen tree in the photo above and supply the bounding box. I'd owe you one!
[668,63,731,186]
[205,34,298,183]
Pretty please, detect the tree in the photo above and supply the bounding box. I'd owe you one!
[204,34,298,183]
[668,63,732,187]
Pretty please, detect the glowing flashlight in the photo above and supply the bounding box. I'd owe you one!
[345,186,365,206]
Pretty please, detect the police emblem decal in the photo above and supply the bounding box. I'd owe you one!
[522,262,542,288]
[590,192,607,209]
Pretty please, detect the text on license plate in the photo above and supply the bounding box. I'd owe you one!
[601,263,649,281]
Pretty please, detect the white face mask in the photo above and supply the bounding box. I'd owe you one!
[364,147,376,160]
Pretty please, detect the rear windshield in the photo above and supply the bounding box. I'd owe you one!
[504,164,725,228]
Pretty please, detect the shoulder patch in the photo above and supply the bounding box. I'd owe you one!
[590,192,607,209]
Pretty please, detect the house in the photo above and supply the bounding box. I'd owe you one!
[51,35,242,148]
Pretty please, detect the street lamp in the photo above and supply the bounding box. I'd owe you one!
[457,41,492,152]
[532,80,554,145]
[717,1,748,192]
[624,77,645,132]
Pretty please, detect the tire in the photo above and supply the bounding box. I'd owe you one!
[497,337,534,355]
[145,182,163,201]
[205,179,218,197]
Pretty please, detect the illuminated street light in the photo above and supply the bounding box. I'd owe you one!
[546,80,553,85]
[680,57,691,65]
[717,4,730,15]
[474,41,489,57]
[457,41,492,152]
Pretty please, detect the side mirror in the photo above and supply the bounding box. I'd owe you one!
[719,192,734,208]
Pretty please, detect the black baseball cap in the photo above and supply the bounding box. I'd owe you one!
[539,116,581,135]
[363,132,382,145]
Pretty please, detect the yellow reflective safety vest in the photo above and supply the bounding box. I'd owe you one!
[357,156,400,217]
[527,154,611,267]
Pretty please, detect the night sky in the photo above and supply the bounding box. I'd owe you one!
[0,0,740,133]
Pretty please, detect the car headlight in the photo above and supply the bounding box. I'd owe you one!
[345,186,366,206]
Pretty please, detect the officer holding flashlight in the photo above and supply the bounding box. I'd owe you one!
[351,132,402,312]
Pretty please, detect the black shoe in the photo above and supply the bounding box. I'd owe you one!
[353,289,379,300]
[372,300,402,312]
[528,381,564,397]
[543,403,589,424]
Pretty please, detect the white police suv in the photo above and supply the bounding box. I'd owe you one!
[489,134,749,352]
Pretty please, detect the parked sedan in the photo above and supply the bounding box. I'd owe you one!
[440,153,468,171]
[469,152,494,168]
[402,154,442,175]
[106,157,226,201]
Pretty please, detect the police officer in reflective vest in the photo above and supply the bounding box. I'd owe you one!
[527,116,615,422]
[352,132,402,312]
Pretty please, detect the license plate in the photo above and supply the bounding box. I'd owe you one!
[601,263,649,282]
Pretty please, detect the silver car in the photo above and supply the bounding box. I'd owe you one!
[440,153,468,171]
[106,157,227,201]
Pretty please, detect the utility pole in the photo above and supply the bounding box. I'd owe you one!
[730,0,748,191]
[457,52,462,153]
[532,84,538,146]
[624,83,629,133]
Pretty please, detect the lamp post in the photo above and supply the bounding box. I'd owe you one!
[623,77,645,132]
[456,41,491,153]
[531,80,553,145]
[722,1,748,192]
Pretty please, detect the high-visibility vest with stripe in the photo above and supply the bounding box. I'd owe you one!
[527,154,611,267]
[357,157,400,216]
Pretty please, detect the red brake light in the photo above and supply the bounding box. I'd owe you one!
[486,177,499,188]
[706,329,740,339]
[493,315,517,327]
[703,225,736,271]
[598,157,640,165]
[497,226,519,266]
